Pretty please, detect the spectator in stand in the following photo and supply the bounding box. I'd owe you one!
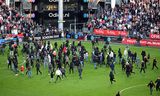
[88,0,160,38]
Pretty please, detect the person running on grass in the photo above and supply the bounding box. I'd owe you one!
[110,61,115,74]
[126,62,131,77]
[140,61,145,73]
[49,71,54,83]
[147,80,155,96]
[152,58,158,70]
[109,71,116,84]
[155,76,160,91]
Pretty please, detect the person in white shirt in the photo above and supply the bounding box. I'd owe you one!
[124,49,128,61]
[109,51,114,60]
[55,68,62,83]
[84,52,89,61]
[65,55,69,67]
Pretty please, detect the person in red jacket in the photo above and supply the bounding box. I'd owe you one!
[20,65,25,74]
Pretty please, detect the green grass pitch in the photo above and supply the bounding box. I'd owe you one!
[0,39,160,96]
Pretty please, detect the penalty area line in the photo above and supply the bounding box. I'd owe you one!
[120,84,147,93]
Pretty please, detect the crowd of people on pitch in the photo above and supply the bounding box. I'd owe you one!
[7,39,88,82]
[0,0,160,95]
[91,40,159,81]
[88,0,160,39]
[4,38,160,95]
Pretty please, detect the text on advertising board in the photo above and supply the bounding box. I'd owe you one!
[49,0,70,2]
[48,12,70,18]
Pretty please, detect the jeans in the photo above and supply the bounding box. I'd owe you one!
[80,61,84,67]
[150,88,153,95]
[85,56,88,61]
[1,48,4,55]
[28,71,32,78]
[44,61,48,68]
[94,62,97,69]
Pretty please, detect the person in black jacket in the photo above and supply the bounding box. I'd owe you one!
[69,61,74,74]
[118,48,122,64]
[36,59,42,75]
[56,59,62,69]
[140,61,145,73]
[121,58,126,71]
[75,56,80,68]
[141,50,146,61]
[126,62,131,77]
[155,76,160,91]
[116,92,120,96]
[147,81,155,95]
[54,42,58,50]
[13,56,18,75]
[109,71,116,84]
[144,56,148,69]
[152,58,158,70]
[7,56,12,69]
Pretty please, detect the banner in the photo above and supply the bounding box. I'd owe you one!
[6,33,24,38]
[122,38,136,45]
[122,38,160,47]
[43,11,75,19]
[149,34,160,40]
[34,35,59,40]
[94,29,128,36]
